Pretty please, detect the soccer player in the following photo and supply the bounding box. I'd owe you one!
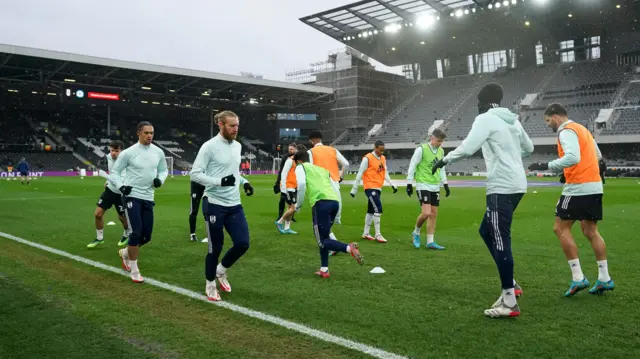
[109,121,168,283]
[274,143,297,223]
[16,157,30,185]
[431,83,534,318]
[190,110,255,301]
[189,180,206,242]
[274,144,304,234]
[406,129,450,250]
[293,150,363,278]
[307,131,349,225]
[528,103,613,296]
[350,140,397,243]
[88,140,130,248]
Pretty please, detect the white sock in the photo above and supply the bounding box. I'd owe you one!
[373,214,381,236]
[426,234,434,244]
[96,229,104,240]
[329,232,337,241]
[320,266,329,272]
[363,213,373,235]
[285,221,291,230]
[568,259,585,281]
[597,260,611,282]
[129,260,138,273]
[345,245,351,253]
[502,288,517,307]
[413,226,421,235]
[126,228,132,236]
[216,263,227,276]
[123,229,129,238]
[277,217,285,224]
[513,279,517,286]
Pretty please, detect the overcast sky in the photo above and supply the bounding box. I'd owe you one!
[0,0,403,82]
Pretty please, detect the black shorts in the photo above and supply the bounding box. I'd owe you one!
[416,190,440,207]
[555,194,603,221]
[365,189,382,214]
[281,191,298,205]
[97,187,125,216]
[20,171,28,177]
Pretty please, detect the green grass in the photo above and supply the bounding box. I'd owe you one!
[1,175,640,358]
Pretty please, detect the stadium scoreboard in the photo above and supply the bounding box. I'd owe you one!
[63,85,121,103]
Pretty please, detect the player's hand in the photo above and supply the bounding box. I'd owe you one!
[392,186,398,194]
[119,185,132,196]
[559,173,566,184]
[350,187,357,198]
[528,162,549,171]
[431,159,446,175]
[295,205,301,213]
[406,183,413,197]
[221,174,236,187]
[443,184,451,197]
[273,184,280,194]
[243,182,254,196]
[153,178,162,188]
[339,177,344,183]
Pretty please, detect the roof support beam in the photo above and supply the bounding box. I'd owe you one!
[320,16,361,34]
[0,54,12,71]
[377,2,414,23]
[175,78,200,92]
[95,67,118,85]
[350,11,387,31]
[421,0,449,13]
[44,61,69,83]
[304,21,344,38]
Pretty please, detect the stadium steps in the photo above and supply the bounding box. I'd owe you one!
[612,80,634,108]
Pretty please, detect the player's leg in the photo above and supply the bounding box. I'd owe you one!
[579,194,614,294]
[362,190,375,241]
[483,193,521,318]
[189,193,202,242]
[277,193,286,221]
[312,201,361,277]
[116,207,130,247]
[330,180,343,224]
[275,193,296,234]
[412,192,432,248]
[139,200,155,247]
[369,190,387,243]
[554,195,590,296]
[203,200,225,301]
[118,198,143,281]
[425,192,444,250]
[89,206,107,248]
[217,205,251,293]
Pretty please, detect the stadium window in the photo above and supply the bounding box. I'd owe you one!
[509,49,516,68]
[560,40,575,63]
[467,55,475,75]
[590,36,601,60]
[436,60,444,78]
[536,44,544,65]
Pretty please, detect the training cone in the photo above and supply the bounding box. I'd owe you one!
[106,221,116,226]
[533,190,538,194]
[370,267,386,274]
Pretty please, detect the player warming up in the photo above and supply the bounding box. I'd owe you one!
[88,140,131,248]
[350,140,397,243]
[17,157,31,185]
[274,143,297,223]
[431,83,534,318]
[406,129,449,250]
[274,144,304,235]
[528,103,613,296]
[293,150,363,278]
[190,110,254,301]
[109,122,168,283]
[189,180,207,242]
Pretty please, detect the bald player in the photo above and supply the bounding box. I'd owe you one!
[528,103,613,296]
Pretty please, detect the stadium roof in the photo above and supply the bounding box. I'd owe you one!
[301,0,638,66]
[0,43,334,109]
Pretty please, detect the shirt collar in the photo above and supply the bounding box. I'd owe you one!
[370,151,381,160]
[314,142,323,147]
[558,119,574,132]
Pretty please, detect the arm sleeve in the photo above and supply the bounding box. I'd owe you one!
[295,166,306,208]
[239,176,249,185]
[593,138,602,160]
[307,150,313,165]
[108,150,129,189]
[440,165,448,184]
[275,157,288,185]
[156,150,168,183]
[280,159,293,192]
[336,149,349,174]
[406,147,422,182]
[352,157,368,189]
[190,144,222,187]
[548,130,580,173]
[443,117,492,164]
[384,164,393,186]
[519,122,535,157]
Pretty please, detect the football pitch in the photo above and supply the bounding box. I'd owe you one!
[1,175,639,359]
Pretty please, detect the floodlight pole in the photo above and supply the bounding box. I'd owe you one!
[107,105,111,136]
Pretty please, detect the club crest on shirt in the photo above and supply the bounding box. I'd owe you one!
[377,163,385,173]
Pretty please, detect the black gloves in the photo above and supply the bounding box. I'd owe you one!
[339,177,344,183]
[119,185,132,196]
[528,162,549,171]
[406,184,413,197]
[221,174,236,187]
[153,178,162,188]
[392,186,398,194]
[273,184,280,194]
[431,160,446,175]
[444,184,451,197]
[559,173,566,184]
[244,182,254,196]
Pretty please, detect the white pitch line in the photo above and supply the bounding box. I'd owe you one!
[0,231,409,359]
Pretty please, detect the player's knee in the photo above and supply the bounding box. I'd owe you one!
[94,209,104,220]
[553,223,566,236]
[580,222,599,239]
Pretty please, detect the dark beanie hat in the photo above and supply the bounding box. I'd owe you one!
[477,83,503,105]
